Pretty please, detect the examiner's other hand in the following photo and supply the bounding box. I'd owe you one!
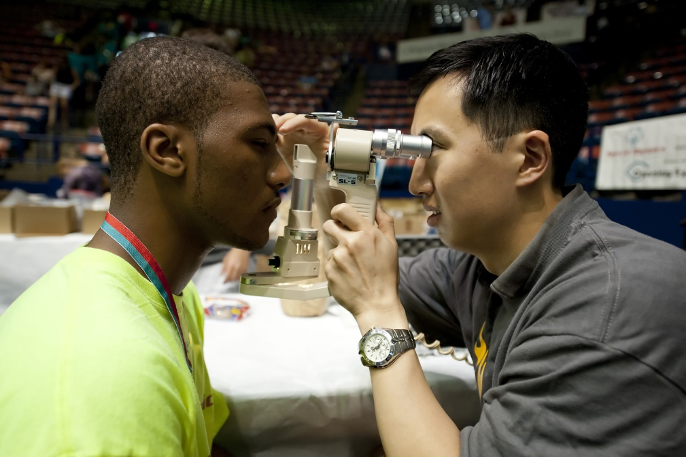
[221,248,251,283]
[273,113,336,170]
[322,202,404,322]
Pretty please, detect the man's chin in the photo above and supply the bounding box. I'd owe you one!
[228,233,269,252]
[235,240,268,252]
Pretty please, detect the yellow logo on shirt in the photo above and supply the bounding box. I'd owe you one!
[474,322,489,398]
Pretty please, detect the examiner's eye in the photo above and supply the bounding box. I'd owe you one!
[253,139,268,149]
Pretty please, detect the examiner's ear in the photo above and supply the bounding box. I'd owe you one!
[140,123,190,178]
[515,130,551,187]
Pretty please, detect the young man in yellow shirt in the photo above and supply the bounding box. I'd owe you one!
[0,36,326,456]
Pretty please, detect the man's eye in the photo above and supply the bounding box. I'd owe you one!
[253,140,268,148]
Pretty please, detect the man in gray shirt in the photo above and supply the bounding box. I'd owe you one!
[399,184,685,455]
[313,33,686,455]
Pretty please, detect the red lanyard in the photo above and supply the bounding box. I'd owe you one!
[101,213,193,374]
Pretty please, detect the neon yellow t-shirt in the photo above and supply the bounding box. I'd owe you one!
[0,247,229,456]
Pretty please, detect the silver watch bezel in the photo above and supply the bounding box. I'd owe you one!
[358,327,398,368]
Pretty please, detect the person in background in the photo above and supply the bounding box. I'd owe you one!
[71,41,101,103]
[218,247,251,281]
[0,36,326,456]
[24,74,44,97]
[477,4,494,30]
[47,56,80,132]
[233,36,257,68]
[284,33,686,455]
[30,60,56,96]
[56,156,109,199]
[121,29,140,49]
[499,6,518,26]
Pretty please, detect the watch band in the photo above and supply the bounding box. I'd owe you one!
[388,328,416,354]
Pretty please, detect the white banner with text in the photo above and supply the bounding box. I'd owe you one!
[596,114,686,190]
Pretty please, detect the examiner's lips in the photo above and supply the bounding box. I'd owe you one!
[424,203,441,227]
[423,203,441,214]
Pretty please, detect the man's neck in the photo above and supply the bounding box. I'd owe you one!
[87,206,212,295]
[479,188,563,276]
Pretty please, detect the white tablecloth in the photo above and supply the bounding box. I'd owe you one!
[202,295,480,455]
[0,235,481,456]
[0,233,92,313]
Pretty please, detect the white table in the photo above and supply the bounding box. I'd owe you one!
[0,235,481,456]
[205,297,481,456]
[0,233,92,313]
[196,263,481,456]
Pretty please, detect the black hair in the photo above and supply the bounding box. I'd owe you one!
[409,33,588,191]
[95,36,260,198]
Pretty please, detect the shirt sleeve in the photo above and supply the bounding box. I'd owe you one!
[459,333,686,456]
[398,247,466,347]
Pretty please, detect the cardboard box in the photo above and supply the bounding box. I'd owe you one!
[13,204,78,237]
[379,197,428,235]
[0,205,13,233]
[394,212,429,235]
[379,197,424,214]
[81,209,108,234]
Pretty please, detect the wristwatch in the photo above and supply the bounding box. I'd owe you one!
[359,327,416,369]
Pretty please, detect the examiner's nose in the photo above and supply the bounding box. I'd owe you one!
[408,158,433,197]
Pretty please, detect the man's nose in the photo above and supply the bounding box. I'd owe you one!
[269,155,292,191]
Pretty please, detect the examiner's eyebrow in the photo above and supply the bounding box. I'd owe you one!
[418,126,445,141]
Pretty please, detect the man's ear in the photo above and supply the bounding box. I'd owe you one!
[515,130,552,187]
[139,123,190,178]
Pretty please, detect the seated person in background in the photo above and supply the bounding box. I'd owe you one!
[26,60,55,97]
[202,244,275,285]
[47,56,80,132]
[24,73,45,97]
[220,247,252,282]
[285,33,686,455]
[56,156,109,198]
[0,36,327,456]
[499,6,518,26]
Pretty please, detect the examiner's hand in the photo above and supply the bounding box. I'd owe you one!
[273,113,336,172]
[221,248,251,283]
[322,202,405,324]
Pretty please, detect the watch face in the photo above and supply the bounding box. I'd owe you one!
[363,333,391,363]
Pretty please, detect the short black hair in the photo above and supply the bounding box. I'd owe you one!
[95,36,260,198]
[410,33,588,191]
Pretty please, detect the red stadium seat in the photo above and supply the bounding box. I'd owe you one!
[588,99,614,112]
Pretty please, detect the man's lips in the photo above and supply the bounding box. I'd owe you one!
[263,197,282,212]
[423,203,441,215]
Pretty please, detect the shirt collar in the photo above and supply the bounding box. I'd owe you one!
[489,184,596,299]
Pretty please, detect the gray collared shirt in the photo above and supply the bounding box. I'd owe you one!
[399,185,686,456]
